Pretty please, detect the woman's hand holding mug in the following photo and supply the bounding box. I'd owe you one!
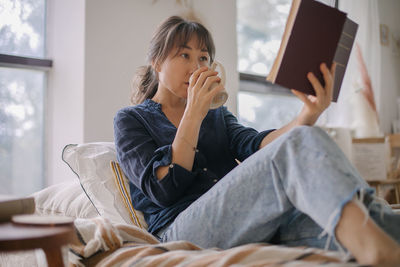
[186,61,229,120]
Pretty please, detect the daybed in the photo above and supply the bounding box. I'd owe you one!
[1,142,377,266]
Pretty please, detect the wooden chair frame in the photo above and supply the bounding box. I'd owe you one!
[368,134,400,204]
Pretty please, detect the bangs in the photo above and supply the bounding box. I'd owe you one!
[164,21,215,62]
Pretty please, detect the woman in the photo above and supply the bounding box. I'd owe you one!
[114,16,400,265]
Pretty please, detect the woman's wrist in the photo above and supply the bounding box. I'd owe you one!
[171,112,201,172]
[296,109,320,126]
[176,112,202,145]
[182,108,204,125]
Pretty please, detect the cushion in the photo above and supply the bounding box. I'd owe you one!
[62,142,147,229]
[110,160,147,228]
[32,180,98,219]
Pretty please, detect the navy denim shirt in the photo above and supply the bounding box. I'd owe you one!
[114,99,273,234]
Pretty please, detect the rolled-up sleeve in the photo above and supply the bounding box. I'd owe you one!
[222,107,274,162]
[114,110,196,208]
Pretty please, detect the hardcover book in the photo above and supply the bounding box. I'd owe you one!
[0,195,35,222]
[267,0,358,102]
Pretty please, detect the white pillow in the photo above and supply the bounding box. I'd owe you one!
[32,181,98,219]
[62,142,147,229]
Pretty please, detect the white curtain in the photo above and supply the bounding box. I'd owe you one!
[321,0,381,137]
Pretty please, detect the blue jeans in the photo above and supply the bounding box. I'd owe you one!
[160,126,400,250]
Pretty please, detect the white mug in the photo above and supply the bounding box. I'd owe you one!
[209,60,228,109]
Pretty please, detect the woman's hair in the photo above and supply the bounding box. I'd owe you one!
[131,16,215,104]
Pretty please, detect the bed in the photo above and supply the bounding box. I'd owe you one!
[0,142,371,266]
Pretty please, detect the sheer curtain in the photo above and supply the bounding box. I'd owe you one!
[321,0,381,137]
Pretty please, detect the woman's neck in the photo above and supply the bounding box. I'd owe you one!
[151,87,187,128]
[152,88,186,110]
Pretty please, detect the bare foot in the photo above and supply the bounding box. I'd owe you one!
[336,201,400,266]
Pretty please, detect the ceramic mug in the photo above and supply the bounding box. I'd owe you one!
[209,60,228,109]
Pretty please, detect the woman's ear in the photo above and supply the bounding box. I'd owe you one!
[152,60,161,73]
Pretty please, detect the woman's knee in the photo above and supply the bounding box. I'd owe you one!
[289,125,327,139]
[286,126,334,149]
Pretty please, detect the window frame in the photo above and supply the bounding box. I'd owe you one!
[239,72,293,96]
[0,54,52,71]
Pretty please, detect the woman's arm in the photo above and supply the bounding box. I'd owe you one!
[259,62,336,149]
[223,107,274,162]
[114,109,199,207]
[154,111,202,180]
[155,67,226,180]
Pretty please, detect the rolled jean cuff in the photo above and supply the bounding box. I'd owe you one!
[320,187,375,251]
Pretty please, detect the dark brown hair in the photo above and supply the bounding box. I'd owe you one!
[131,16,215,104]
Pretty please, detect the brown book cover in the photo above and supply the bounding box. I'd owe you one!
[0,195,35,222]
[267,0,358,102]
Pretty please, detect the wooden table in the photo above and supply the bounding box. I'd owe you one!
[0,222,75,267]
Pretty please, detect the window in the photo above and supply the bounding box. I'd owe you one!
[236,0,337,130]
[0,0,51,195]
[237,0,291,76]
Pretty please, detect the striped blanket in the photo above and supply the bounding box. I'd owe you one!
[68,217,361,267]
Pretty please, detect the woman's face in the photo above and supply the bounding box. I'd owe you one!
[156,36,210,99]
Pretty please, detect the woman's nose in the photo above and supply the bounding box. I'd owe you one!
[189,61,201,74]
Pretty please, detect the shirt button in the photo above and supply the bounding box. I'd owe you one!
[213,179,218,183]
[169,164,174,168]
[203,168,207,171]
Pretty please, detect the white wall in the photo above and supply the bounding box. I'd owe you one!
[378,0,400,133]
[47,0,237,184]
[84,0,238,142]
[46,0,86,184]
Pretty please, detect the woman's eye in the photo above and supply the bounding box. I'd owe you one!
[200,56,208,62]
[181,53,189,59]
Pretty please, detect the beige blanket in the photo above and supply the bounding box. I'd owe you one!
[69,217,360,267]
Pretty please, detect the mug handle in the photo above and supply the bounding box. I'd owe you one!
[210,61,226,86]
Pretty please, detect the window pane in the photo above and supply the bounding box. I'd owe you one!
[238,91,302,131]
[0,0,46,57]
[0,67,45,195]
[237,0,291,76]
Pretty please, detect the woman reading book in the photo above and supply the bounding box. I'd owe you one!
[114,16,400,265]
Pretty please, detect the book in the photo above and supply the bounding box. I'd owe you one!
[0,195,35,222]
[267,0,358,102]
